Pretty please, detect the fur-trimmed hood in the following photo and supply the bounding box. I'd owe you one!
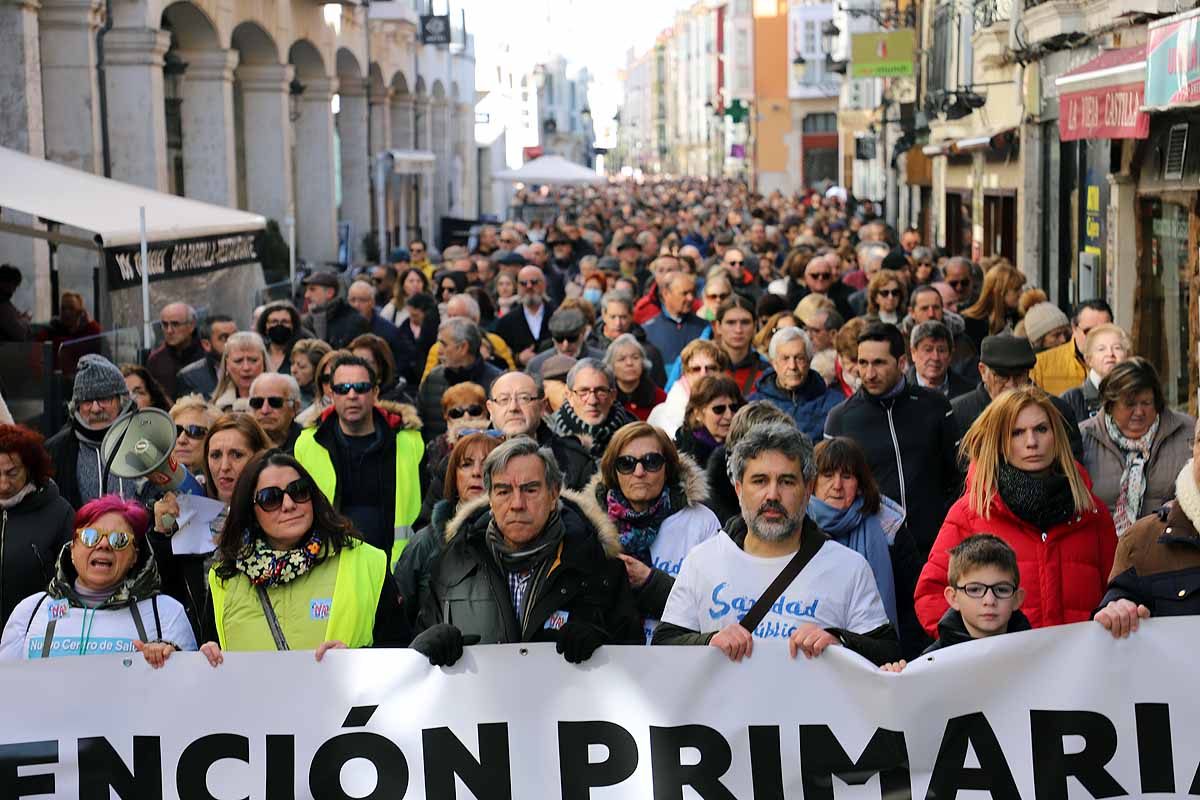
[445,488,622,558]
[585,452,709,511]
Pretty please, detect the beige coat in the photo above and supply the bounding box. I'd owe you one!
[1080,408,1196,520]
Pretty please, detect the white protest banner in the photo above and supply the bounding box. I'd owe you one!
[1,618,1198,799]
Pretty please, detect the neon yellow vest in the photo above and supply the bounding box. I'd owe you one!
[207,541,387,651]
[293,424,423,561]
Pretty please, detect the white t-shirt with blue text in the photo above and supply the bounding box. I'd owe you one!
[660,531,889,640]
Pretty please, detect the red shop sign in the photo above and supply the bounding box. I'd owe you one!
[1058,82,1149,141]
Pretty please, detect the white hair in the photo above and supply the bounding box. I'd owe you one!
[768,326,812,361]
[251,371,301,404]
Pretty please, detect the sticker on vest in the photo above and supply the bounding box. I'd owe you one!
[544,610,570,630]
[310,598,332,621]
[47,599,70,621]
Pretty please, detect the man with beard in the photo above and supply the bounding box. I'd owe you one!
[652,422,899,666]
[495,266,557,366]
[44,355,137,508]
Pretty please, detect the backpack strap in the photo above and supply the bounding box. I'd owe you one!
[738,532,826,634]
[256,585,290,651]
[151,596,162,640]
[128,601,148,643]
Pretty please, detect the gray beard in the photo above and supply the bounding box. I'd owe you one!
[522,293,545,310]
[746,507,803,543]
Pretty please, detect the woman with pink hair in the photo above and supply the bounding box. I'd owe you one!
[0,495,195,662]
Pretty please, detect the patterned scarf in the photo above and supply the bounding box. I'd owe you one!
[235,530,324,587]
[552,401,633,457]
[607,487,672,567]
[995,462,1077,531]
[1103,411,1160,535]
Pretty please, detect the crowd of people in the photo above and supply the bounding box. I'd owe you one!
[0,177,1194,675]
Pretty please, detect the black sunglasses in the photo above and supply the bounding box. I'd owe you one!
[253,479,313,512]
[248,396,286,410]
[447,404,484,419]
[553,332,581,344]
[176,424,209,440]
[877,289,902,298]
[615,453,666,475]
[947,279,969,289]
[332,382,375,395]
[709,402,741,416]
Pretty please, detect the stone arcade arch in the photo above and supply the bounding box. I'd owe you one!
[231,21,290,226]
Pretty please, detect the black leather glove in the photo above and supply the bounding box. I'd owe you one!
[411,624,479,666]
[555,621,605,664]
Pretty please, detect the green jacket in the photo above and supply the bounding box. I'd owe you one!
[294,405,423,564]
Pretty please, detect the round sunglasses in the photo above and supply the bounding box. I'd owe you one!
[76,527,133,551]
[253,479,314,512]
[447,404,485,419]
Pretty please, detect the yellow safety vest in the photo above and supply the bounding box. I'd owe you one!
[207,541,387,651]
[293,423,423,564]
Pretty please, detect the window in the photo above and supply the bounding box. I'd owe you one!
[803,113,837,133]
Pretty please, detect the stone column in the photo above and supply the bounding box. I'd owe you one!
[458,101,477,217]
[391,94,414,149]
[412,95,431,151]
[103,27,170,191]
[1106,173,1137,331]
[338,78,371,263]
[236,63,293,225]
[293,76,338,264]
[178,48,239,207]
[368,86,391,155]
[0,0,51,320]
[430,97,448,236]
[39,0,103,172]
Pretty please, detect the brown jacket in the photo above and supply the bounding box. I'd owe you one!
[1101,499,1200,615]
[1080,409,1196,518]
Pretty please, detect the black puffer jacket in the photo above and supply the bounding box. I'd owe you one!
[824,382,961,555]
[394,498,455,626]
[0,480,74,627]
[416,491,642,646]
[301,297,369,350]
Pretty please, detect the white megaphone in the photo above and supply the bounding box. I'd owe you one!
[100,407,204,497]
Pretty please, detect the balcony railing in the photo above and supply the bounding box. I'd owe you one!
[974,0,1012,28]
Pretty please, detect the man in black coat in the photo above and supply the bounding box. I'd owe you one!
[301,270,368,350]
[786,253,857,321]
[417,318,503,440]
[487,371,592,491]
[494,266,557,367]
[824,323,961,555]
[412,437,641,666]
[951,335,1084,460]
[176,314,237,400]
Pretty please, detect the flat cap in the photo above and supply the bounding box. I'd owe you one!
[980,334,1036,372]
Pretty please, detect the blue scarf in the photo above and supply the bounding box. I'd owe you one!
[807,496,898,628]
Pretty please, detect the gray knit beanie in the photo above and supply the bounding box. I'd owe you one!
[1023,302,1070,346]
[72,354,129,404]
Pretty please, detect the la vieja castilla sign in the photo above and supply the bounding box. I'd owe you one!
[104,231,264,290]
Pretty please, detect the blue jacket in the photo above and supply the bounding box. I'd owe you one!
[749,367,843,442]
[642,311,709,366]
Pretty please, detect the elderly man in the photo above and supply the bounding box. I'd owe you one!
[421,293,515,381]
[487,371,592,490]
[145,302,203,400]
[347,279,404,364]
[495,265,557,365]
[176,314,236,400]
[906,321,974,399]
[749,328,842,442]
[249,372,302,451]
[652,422,900,666]
[1030,299,1114,396]
[412,436,639,666]
[589,290,667,386]
[550,358,636,463]
[952,334,1083,459]
[789,254,856,320]
[527,307,605,378]
[643,272,708,366]
[901,284,979,383]
[301,270,368,349]
[418,318,504,440]
[44,354,135,508]
[294,354,423,563]
[943,258,975,309]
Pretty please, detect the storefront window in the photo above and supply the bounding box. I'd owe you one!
[1141,198,1191,409]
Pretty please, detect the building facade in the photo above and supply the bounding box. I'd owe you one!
[0,0,476,320]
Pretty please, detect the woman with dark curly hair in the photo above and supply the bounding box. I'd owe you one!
[197,451,408,665]
[0,424,75,628]
[120,364,171,411]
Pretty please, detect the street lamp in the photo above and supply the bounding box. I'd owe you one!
[791,53,806,85]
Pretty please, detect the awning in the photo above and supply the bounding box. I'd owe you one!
[1055,46,1148,141]
[492,155,606,185]
[0,145,265,248]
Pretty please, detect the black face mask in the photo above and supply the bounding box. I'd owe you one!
[266,324,293,345]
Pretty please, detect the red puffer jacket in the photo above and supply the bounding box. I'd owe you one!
[914,463,1117,636]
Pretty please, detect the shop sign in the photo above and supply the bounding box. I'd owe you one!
[1146,8,1200,108]
[1059,84,1148,141]
[104,231,263,290]
[850,30,915,79]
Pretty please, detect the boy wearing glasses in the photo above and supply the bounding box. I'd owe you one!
[881,535,1029,671]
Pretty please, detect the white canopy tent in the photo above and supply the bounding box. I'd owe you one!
[492,155,606,186]
[0,146,267,339]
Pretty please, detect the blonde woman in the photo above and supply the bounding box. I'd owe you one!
[914,385,1116,635]
[960,263,1024,346]
[211,332,267,413]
